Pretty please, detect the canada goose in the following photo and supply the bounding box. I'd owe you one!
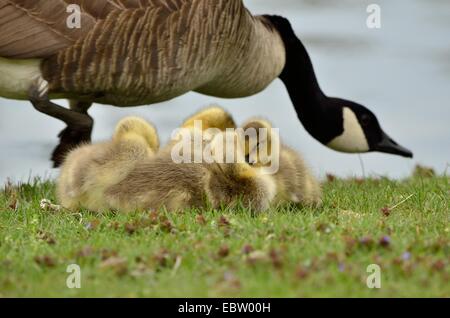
[57,116,160,212]
[0,0,413,167]
[58,115,275,213]
[242,118,322,207]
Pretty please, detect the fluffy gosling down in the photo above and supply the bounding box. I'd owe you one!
[242,118,322,207]
[57,116,160,212]
[57,107,321,213]
[58,110,273,212]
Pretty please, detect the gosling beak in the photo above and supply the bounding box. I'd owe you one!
[374,131,413,158]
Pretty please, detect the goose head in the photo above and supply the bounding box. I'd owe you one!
[323,99,413,157]
[263,15,413,158]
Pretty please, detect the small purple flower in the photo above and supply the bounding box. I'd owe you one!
[338,263,346,272]
[379,236,391,248]
[402,252,411,261]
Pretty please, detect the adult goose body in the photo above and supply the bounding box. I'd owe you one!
[0,0,413,165]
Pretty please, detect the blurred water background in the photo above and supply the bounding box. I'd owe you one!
[0,0,449,184]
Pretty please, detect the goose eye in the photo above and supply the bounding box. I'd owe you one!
[360,114,371,126]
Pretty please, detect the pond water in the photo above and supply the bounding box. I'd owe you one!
[0,0,449,183]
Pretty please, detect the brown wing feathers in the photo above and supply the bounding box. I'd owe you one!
[0,0,191,59]
[61,0,122,19]
[0,0,96,58]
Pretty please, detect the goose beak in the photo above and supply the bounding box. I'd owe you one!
[374,131,413,158]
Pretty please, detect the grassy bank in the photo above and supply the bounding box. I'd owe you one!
[0,174,448,297]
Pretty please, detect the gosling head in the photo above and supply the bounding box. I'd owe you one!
[113,116,160,152]
[182,106,236,131]
[206,130,276,212]
[241,118,283,177]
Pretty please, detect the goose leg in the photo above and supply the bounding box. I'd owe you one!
[51,100,94,167]
[28,78,93,167]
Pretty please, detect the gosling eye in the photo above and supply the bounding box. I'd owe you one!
[245,153,259,166]
[246,155,258,166]
[245,143,260,165]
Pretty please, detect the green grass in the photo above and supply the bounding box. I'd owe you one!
[0,174,448,297]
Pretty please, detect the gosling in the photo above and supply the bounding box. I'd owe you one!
[57,109,275,213]
[57,116,160,212]
[242,118,322,207]
[104,128,277,213]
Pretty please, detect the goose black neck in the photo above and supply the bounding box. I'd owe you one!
[264,15,327,131]
[279,36,325,112]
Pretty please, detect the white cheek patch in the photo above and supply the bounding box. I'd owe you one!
[327,107,370,153]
